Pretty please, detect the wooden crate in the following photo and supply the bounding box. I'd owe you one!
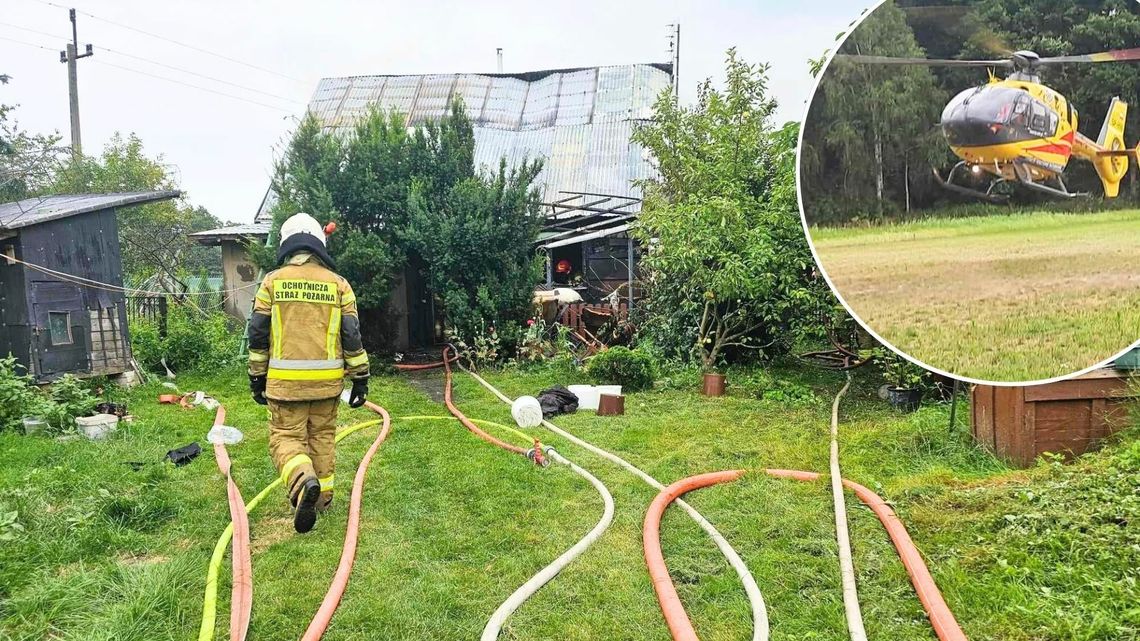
[972,368,1137,467]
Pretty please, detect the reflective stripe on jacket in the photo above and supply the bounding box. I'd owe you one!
[248,252,369,401]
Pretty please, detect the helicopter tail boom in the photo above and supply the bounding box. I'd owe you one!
[1093,97,1131,197]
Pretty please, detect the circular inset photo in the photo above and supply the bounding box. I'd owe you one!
[798,0,1140,384]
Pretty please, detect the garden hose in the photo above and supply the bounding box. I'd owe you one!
[828,374,867,641]
[198,417,385,641]
[643,468,968,641]
[203,404,253,641]
[299,401,391,641]
[461,366,770,641]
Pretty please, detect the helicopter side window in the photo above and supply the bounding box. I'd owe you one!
[1029,101,1052,135]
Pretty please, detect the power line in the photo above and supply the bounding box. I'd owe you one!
[0,19,67,41]
[23,0,308,84]
[91,58,298,113]
[99,46,306,105]
[0,34,55,52]
[1,19,305,105]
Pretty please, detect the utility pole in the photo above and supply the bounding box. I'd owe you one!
[666,23,680,100]
[59,8,93,159]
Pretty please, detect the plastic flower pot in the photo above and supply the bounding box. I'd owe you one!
[597,394,625,416]
[887,387,922,412]
[702,373,726,397]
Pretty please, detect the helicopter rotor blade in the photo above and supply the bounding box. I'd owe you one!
[1037,47,1140,65]
[836,54,1013,67]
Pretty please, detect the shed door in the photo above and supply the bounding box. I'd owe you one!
[29,281,89,377]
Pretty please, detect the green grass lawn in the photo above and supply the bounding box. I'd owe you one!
[810,209,1140,382]
[1,364,1137,640]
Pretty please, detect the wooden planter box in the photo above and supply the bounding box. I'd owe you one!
[972,368,1137,467]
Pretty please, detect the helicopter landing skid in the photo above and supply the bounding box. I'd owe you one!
[933,162,1010,203]
[1011,161,1084,199]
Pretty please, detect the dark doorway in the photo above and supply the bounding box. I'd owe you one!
[405,257,437,349]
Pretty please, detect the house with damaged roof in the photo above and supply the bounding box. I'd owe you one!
[192,62,671,350]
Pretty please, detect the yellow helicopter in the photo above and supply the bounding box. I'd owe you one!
[840,48,1140,201]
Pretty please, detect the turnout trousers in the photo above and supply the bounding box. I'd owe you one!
[268,397,338,512]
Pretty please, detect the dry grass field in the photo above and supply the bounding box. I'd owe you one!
[810,209,1140,381]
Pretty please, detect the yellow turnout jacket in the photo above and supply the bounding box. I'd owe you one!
[248,252,369,401]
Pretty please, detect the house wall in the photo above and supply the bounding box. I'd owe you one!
[221,240,260,320]
[10,208,132,380]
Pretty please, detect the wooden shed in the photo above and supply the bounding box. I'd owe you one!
[972,366,1138,467]
[0,191,180,381]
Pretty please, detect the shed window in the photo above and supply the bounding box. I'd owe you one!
[48,311,73,345]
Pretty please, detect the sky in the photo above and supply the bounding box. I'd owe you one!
[1,0,859,224]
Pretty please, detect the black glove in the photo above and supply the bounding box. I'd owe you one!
[348,378,368,408]
[250,374,268,406]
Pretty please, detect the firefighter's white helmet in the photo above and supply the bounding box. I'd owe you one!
[279,212,326,247]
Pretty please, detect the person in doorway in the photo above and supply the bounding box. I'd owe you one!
[247,213,369,533]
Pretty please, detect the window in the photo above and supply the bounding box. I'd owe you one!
[48,311,72,345]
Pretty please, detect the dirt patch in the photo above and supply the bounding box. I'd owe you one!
[250,516,294,554]
[401,370,447,404]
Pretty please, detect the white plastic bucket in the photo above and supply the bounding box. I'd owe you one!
[596,385,622,399]
[76,414,119,440]
[567,384,599,411]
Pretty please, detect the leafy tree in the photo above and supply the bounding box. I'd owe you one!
[633,49,834,370]
[801,0,947,223]
[50,134,223,283]
[266,101,544,351]
[0,104,65,203]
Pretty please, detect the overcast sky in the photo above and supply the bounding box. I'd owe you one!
[2,0,859,223]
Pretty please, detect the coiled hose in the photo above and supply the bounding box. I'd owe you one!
[462,366,769,641]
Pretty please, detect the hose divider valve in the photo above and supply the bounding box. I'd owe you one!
[527,440,550,467]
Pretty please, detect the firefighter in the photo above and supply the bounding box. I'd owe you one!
[247,213,369,533]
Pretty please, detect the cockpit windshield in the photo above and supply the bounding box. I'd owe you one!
[941,85,1057,146]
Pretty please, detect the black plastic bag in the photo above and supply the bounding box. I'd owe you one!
[536,386,579,418]
[165,442,201,467]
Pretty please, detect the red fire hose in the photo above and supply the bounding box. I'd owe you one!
[300,401,392,641]
[393,353,458,371]
[210,404,253,641]
[643,470,747,641]
[645,468,968,641]
[442,347,528,456]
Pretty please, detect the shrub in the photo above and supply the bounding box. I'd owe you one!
[131,304,240,374]
[44,375,98,432]
[586,346,656,391]
[0,355,49,432]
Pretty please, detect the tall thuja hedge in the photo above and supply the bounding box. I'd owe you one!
[265,101,543,351]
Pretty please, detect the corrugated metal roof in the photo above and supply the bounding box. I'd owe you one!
[0,191,182,230]
[189,222,272,245]
[256,63,670,222]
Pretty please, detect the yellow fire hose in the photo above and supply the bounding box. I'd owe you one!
[198,415,530,641]
[198,418,382,641]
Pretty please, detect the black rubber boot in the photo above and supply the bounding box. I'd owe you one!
[292,477,322,534]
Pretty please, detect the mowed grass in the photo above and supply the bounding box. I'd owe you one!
[810,209,1140,381]
[1,364,1138,640]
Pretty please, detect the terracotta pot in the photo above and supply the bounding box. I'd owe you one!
[596,394,625,416]
[701,373,726,397]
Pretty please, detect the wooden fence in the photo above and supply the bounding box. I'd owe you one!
[560,302,629,335]
[126,295,168,337]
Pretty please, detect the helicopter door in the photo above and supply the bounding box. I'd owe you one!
[1028,100,1052,137]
